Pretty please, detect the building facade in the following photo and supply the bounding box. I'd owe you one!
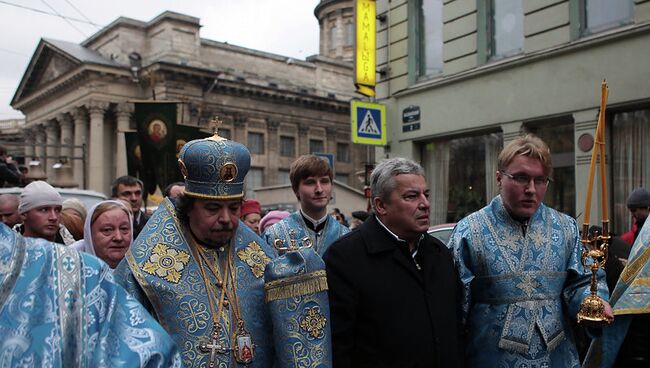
[375,0,650,234]
[316,0,356,62]
[11,9,370,197]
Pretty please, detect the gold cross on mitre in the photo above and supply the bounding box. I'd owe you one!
[208,116,227,141]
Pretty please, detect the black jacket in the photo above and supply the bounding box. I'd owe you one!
[0,160,20,187]
[133,210,150,239]
[324,215,463,368]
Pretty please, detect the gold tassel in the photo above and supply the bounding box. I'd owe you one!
[264,270,328,302]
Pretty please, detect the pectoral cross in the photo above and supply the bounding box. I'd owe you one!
[199,323,230,368]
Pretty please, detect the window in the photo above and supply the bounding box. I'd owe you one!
[280,136,295,157]
[330,25,338,49]
[278,169,290,185]
[583,0,633,34]
[489,0,523,59]
[310,139,324,154]
[248,132,264,154]
[345,22,354,46]
[524,117,576,217]
[611,109,650,235]
[336,143,350,162]
[416,0,443,78]
[217,128,231,140]
[246,168,263,198]
[422,133,503,223]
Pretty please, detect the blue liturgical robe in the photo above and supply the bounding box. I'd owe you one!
[583,220,650,367]
[0,224,180,367]
[115,198,332,368]
[448,196,608,368]
[263,211,349,257]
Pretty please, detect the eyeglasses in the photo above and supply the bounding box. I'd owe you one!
[501,171,552,186]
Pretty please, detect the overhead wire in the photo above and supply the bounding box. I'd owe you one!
[39,0,87,37]
[61,0,99,29]
[0,0,102,27]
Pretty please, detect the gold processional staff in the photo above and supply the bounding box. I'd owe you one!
[577,80,614,325]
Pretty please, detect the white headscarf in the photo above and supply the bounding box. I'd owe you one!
[70,200,133,262]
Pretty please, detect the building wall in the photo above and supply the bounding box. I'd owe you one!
[375,0,650,229]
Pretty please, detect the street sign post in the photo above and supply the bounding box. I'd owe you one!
[351,100,386,146]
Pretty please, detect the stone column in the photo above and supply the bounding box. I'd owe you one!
[115,102,134,177]
[233,114,247,143]
[326,126,338,154]
[573,109,602,224]
[34,125,46,177]
[500,121,524,145]
[45,119,60,179]
[72,107,88,188]
[298,123,310,155]
[58,113,73,161]
[23,127,36,161]
[87,101,109,193]
[266,118,280,184]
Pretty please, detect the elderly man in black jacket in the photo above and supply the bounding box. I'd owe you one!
[324,157,463,368]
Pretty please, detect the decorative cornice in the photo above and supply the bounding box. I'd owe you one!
[13,65,129,112]
[151,62,351,113]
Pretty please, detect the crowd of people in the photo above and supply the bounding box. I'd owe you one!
[0,133,648,367]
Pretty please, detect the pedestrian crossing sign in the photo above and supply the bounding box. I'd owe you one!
[351,100,386,145]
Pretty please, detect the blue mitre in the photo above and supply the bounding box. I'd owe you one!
[178,134,250,199]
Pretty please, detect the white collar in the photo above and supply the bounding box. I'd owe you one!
[300,209,328,228]
[375,216,423,258]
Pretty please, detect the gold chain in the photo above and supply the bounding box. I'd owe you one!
[188,238,229,338]
[196,244,245,342]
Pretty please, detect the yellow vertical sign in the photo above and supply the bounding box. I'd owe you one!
[355,0,376,97]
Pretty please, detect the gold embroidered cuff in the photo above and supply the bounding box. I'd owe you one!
[264,270,328,302]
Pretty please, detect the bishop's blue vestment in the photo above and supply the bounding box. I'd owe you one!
[115,199,332,368]
[0,224,180,367]
[448,196,608,368]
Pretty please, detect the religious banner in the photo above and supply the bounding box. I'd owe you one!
[134,102,177,196]
[133,102,210,195]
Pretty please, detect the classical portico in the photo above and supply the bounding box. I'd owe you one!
[14,101,131,194]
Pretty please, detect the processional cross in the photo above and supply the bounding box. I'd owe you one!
[208,116,223,135]
[199,323,230,368]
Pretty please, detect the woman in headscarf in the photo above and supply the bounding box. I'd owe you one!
[70,200,133,269]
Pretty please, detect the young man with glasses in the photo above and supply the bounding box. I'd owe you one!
[448,134,611,368]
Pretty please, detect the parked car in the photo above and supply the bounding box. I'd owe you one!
[427,223,457,245]
[0,187,107,210]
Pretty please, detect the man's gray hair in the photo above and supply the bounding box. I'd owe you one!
[370,158,425,210]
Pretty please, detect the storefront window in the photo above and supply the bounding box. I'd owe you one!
[524,118,576,217]
[422,132,502,224]
[611,109,650,235]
